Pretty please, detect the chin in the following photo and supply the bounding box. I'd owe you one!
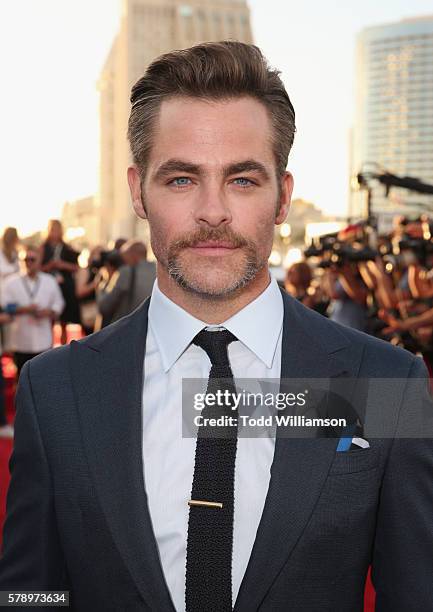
[178,280,246,299]
[170,263,260,299]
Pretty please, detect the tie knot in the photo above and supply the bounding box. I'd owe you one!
[193,328,238,366]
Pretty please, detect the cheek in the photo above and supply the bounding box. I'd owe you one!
[146,215,168,256]
[147,208,191,257]
[147,210,175,239]
[248,208,277,243]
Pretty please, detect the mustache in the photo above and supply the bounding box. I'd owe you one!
[168,227,251,252]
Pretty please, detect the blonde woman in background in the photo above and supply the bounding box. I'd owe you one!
[0,227,20,283]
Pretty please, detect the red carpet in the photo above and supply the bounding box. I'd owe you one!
[0,355,15,547]
[0,326,376,609]
[0,437,12,548]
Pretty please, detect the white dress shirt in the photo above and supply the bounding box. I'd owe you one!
[1,272,65,353]
[142,277,283,611]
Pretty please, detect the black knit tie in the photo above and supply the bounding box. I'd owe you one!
[185,328,239,612]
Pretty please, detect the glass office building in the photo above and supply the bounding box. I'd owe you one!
[351,16,433,228]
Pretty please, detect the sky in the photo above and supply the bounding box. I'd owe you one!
[0,0,432,236]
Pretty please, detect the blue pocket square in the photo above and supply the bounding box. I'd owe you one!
[336,421,369,452]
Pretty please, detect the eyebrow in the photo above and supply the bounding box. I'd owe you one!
[154,160,201,180]
[223,160,270,180]
[153,159,271,181]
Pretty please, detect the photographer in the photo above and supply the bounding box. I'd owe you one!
[284,261,329,315]
[376,219,433,354]
[305,225,374,330]
[320,226,369,331]
[323,262,369,331]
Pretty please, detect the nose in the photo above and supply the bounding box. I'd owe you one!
[193,184,232,228]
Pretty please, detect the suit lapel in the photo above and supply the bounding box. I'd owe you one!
[70,300,176,612]
[234,291,363,612]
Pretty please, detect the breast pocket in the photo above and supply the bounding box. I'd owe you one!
[328,445,381,475]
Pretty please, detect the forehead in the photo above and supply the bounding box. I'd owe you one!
[148,96,275,169]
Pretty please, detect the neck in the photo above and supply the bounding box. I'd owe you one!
[27,270,37,279]
[156,265,271,323]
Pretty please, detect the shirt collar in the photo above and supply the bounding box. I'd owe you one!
[24,272,40,283]
[148,277,283,372]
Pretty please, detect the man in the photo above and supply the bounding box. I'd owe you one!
[96,240,156,324]
[0,246,64,376]
[1,42,433,612]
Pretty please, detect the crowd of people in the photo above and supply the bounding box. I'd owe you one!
[282,214,433,376]
[0,220,156,438]
[1,212,433,438]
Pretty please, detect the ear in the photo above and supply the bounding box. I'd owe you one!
[128,165,147,219]
[275,171,294,225]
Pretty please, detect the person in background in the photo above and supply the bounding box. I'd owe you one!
[1,246,65,377]
[96,240,156,325]
[40,220,80,345]
[0,227,20,437]
[323,226,370,332]
[0,227,20,283]
[75,246,104,335]
[114,237,128,251]
[103,249,125,280]
[0,227,20,348]
[284,261,329,315]
[323,261,369,331]
[93,249,125,330]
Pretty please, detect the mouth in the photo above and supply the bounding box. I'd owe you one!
[188,242,240,256]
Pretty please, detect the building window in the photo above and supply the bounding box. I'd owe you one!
[227,14,236,38]
[179,5,193,17]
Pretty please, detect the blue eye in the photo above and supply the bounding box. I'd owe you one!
[171,177,192,186]
[233,178,254,187]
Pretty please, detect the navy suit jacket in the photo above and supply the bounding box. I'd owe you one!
[1,289,433,611]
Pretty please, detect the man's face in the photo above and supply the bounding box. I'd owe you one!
[24,251,39,274]
[48,222,63,242]
[128,96,293,298]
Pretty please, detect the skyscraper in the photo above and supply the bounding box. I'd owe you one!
[351,16,433,227]
[98,0,253,243]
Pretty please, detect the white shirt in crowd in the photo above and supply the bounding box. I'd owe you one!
[143,277,283,612]
[1,272,65,353]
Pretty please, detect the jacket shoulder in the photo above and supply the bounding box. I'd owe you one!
[286,291,420,376]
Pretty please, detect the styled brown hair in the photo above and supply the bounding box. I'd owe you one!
[128,41,296,178]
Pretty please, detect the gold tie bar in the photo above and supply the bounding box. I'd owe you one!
[188,500,223,509]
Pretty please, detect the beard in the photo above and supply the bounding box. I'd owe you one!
[162,226,267,299]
